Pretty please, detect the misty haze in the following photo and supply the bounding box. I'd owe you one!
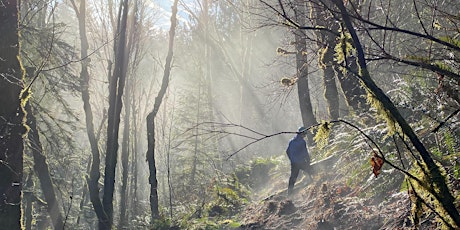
[0,0,459,229]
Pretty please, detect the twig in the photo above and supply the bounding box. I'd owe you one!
[431,109,460,133]
[63,178,75,229]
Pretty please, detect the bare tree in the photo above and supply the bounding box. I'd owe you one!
[101,0,130,227]
[119,0,146,226]
[70,0,109,227]
[146,0,179,220]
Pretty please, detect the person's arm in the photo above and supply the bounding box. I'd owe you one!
[286,142,292,161]
[301,139,310,163]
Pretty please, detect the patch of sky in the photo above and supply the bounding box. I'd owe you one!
[148,0,197,30]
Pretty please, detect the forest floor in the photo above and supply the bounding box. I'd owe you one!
[236,161,443,230]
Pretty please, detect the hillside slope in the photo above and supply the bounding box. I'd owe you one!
[237,157,442,229]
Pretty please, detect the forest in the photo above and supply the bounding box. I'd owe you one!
[0,0,459,229]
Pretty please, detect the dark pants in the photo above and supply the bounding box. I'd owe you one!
[288,161,312,195]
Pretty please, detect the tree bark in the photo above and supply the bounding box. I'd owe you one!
[102,0,129,227]
[23,173,34,230]
[26,104,64,229]
[118,67,131,229]
[294,0,316,145]
[332,0,460,227]
[335,55,368,113]
[0,0,27,228]
[70,0,109,226]
[146,0,179,221]
[129,98,139,219]
[146,113,160,219]
[312,2,340,120]
[118,1,141,225]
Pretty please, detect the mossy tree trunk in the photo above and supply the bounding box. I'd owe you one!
[311,1,368,118]
[311,2,340,120]
[0,0,27,228]
[332,0,460,227]
[335,54,369,114]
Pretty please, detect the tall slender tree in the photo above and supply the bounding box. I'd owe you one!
[102,0,130,227]
[70,0,109,226]
[119,1,145,226]
[294,0,316,145]
[146,0,179,220]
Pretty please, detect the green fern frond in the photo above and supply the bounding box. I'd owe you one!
[439,36,460,48]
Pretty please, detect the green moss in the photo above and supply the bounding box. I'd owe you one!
[318,47,328,69]
[334,29,353,74]
[406,161,456,229]
[313,121,332,149]
[366,90,398,136]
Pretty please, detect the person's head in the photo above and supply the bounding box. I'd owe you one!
[297,126,307,137]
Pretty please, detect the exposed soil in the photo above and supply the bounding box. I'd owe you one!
[237,170,441,230]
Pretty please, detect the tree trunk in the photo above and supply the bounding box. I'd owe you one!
[118,1,141,225]
[102,0,129,227]
[130,98,139,219]
[0,0,27,228]
[190,82,201,185]
[335,55,368,114]
[24,173,34,230]
[146,113,160,219]
[294,0,316,145]
[118,74,131,229]
[333,0,460,227]
[26,104,64,229]
[311,2,340,120]
[70,0,109,226]
[146,0,179,221]
[321,47,340,120]
[76,156,91,226]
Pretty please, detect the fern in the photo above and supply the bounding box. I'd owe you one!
[439,36,460,49]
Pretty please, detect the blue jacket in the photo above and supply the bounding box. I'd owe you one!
[286,134,310,163]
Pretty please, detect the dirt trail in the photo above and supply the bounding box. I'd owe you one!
[238,165,438,229]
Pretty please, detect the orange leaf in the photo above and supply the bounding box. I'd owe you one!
[370,152,384,177]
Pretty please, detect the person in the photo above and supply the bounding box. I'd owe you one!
[286,126,313,195]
